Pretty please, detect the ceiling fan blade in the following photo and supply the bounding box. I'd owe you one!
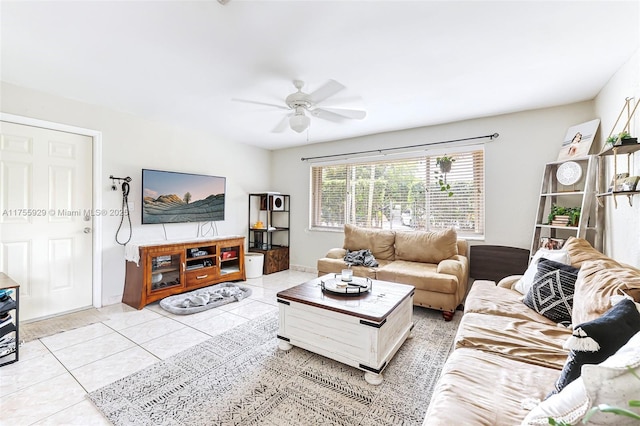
[271,114,291,133]
[311,108,348,123]
[309,79,346,104]
[317,107,367,120]
[232,98,289,110]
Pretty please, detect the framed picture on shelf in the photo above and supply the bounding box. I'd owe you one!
[539,237,566,250]
[557,119,600,162]
[608,172,630,192]
[621,176,640,192]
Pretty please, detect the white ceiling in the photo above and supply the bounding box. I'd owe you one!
[1,1,638,150]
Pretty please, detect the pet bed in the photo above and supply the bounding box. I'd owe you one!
[159,283,252,315]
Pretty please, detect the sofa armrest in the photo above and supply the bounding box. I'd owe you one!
[437,257,465,277]
[497,275,523,289]
[325,248,347,259]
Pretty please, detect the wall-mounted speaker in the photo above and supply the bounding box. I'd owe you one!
[270,195,285,211]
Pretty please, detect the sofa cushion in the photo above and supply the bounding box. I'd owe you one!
[523,258,579,325]
[455,312,571,370]
[523,331,640,425]
[572,259,640,325]
[343,224,395,261]
[423,348,560,426]
[376,260,458,294]
[514,248,570,295]
[552,298,640,394]
[394,228,458,263]
[563,236,612,268]
[465,280,556,325]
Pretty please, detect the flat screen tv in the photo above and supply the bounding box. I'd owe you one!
[142,169,225,224]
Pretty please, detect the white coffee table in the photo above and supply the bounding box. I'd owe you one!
[276,274,414,385]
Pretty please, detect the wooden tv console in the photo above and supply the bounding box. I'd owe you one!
[123,236,246,309]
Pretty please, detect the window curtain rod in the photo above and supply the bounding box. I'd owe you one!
[300,132,499,162]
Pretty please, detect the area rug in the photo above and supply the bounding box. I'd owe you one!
[89,307,462,426]
[20,308,111,342]
[159,283,252,315]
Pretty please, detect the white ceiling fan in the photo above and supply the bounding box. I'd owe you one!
[232,79,367,133]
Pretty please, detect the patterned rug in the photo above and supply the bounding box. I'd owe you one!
[89,307,462,425]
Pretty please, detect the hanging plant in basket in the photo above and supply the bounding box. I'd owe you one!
[436,155,455,173]
[435,155,455,197]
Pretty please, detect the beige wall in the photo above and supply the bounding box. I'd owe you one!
[271,102,596,270]
[1,82,271,305]
[594,49,640,267]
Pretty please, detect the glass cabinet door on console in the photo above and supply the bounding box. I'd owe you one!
[149,253,182,292]
[216,237,245,281]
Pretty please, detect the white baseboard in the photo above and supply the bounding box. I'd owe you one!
[290,264,317,274]
[103,295,123,306]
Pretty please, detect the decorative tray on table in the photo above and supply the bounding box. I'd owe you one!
[320,274,372,296]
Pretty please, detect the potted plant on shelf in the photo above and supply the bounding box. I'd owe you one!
[434,155,455,197]
[605,131,638,149]
[548,204,581,227]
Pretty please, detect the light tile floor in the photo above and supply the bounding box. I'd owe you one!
[0,269,316,425]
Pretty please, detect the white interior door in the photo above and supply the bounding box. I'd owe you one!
[0,121,93,321]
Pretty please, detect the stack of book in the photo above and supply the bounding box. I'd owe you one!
[551,215,570,227]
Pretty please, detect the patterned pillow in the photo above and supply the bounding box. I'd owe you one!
[523,258,579,324]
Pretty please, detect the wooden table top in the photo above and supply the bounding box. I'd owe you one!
[276,274,414,323]
[0,272,20,291]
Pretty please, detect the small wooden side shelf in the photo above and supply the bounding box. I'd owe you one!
[123,236,246,309]
[597,144,640,208]
[248,193,290,274]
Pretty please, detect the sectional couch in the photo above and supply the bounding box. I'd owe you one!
[424,237,640,425]
[317,224,468,320]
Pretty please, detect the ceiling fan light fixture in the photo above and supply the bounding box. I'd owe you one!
[232,79,366,134]
[289,111,310,133]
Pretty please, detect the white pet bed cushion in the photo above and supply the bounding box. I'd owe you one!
[160,283,252,315]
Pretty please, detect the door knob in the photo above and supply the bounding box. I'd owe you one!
[83,227,92,234]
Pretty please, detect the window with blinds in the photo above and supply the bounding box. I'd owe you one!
[310,148,485,238]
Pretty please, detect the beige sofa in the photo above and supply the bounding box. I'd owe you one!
[423,237,640,425]
[316,224,469,320]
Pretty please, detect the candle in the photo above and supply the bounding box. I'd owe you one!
[341,269,353,282]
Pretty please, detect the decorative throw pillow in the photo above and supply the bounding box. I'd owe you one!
[522,331,640,425]
[523,258,579,324]
[551,298,640,395]
[514,249,570,294]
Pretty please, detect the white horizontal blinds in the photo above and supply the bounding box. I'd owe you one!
[427,150,484,236]
[311,164,348,228]
[350,158,427,229]
[310,148,485,237]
